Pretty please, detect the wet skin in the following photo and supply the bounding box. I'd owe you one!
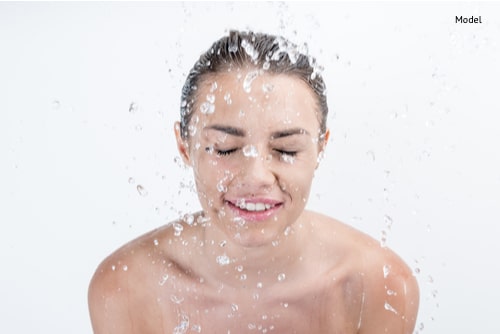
[89,69,419,333]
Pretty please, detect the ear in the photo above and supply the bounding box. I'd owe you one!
[316,128,330,169]
[174,122,192,166]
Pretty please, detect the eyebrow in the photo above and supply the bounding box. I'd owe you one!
[204,125,246,137]
[204,124,310,139]
[270,128,310,139]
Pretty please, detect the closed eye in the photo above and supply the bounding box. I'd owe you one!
[275,149,297,157]
[216,148,238,156]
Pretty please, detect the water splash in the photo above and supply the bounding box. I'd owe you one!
[216,254,231,266]
[241,39,259,61]
[172,222,184,236]
[383,264,391,278]
[128,102,138,113]
[243,70,259,93]
[159,274,169,286]
[210,81,218,93]
[173,313,189,334]
[183,214,195,225]
[224,92,232,105]
[136,184,148,197]
[243,145,258,157]
[206,93,215,103]
[280,154,295,164]
[171,295,185,304]
[262,83,274,92]
[200,101,215,114]
[384,302,398,314]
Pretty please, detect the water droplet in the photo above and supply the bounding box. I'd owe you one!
[262,83,274,92]
[241,39,259,61]
[236,265,244,272]
[183,214,195,225]
[173,222,184,236]
[205,145,214,155]
[224,92,232,105]
[200,101,215,114]
[159,274,169,286]
[206,93,215,104]
[280,154,295,164]
[153,239,159,246]
[384,302,398,314]
[242,145,258,157]
[217,180,228,193]
[191,324,202,333]
[136,184,148,197]
[51,100,61,110]
[384,215,393,230]
[281,302,289,308]
[386,289,397,296]
[111,265,116,271]
[243,70,259,93]
[210,81,218,93]
[128,102,138,113]
[128,177,135,184]
[216,254,231,266]
[277,273,286,281]
[383,264,391,278]
[173,313,189,334]
[256,282,263,289]
[122,265,128,271]
[171,294,185,304]
[231,303,239,312]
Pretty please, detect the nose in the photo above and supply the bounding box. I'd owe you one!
[239,150,276,191]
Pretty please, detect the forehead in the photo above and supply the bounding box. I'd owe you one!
[195,69,320,130]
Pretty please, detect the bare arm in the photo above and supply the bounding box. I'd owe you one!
[358,261,420,334]
[88,265,137,334]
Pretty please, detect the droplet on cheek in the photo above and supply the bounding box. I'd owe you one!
[280,154,295,164]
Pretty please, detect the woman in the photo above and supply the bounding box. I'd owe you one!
[89,30,419,333]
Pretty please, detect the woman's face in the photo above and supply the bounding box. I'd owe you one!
[176,69,328,247]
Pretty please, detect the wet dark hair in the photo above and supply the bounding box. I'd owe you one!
[179,30,328,140]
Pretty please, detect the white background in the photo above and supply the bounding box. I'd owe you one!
[1,2,499,333]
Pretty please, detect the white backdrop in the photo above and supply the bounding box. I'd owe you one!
[1,2,499,333]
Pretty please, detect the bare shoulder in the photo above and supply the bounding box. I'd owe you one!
[307,211,419,333]
[88,217,198,333]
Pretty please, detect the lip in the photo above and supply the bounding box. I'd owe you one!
[225,198,283,222]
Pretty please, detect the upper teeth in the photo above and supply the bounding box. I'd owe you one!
[236,201,273,211]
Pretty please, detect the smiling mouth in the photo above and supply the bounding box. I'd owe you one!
[235,201,275,212]
[224,199,283,221]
